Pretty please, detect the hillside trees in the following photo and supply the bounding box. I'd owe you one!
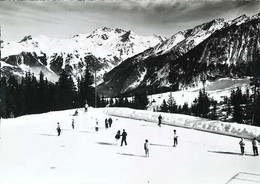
[78,66,95,107]
[2,69,99,118]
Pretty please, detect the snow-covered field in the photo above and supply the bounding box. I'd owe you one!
[0,107,260,184]
[147,78,250,108]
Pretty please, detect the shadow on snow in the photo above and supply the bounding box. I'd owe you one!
[96,142,118,146]
[117,153,146,158]
[208,150,252,156]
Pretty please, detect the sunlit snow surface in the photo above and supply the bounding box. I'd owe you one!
[0,107,260,184]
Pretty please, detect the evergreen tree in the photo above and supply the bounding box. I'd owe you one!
[191,98,199,116]
[57,70,76,110]
[160,99,168,112]
[78,66,95,107]
[109,98,114,107]
[167,93,178,113]
[182,102,190,115]
[6,75,18,117]
[124,97,129,107]
[0,76,7,118]
[133,92,149,109]
[197,90,210,118]
[232,87,243,123]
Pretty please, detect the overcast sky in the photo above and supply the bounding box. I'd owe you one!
[1,0,260,41]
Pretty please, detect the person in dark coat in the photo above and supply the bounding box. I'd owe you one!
[95,120,99,132]
[144,139,149,157]
[158,114,162,127]
[252,137,259,156]
[108,117,113,128]
[173,130,178,147]
[115,130,121,141]
[121,129,127,146]
[72,119,75,129]
[105,118,108,129]
[56,122,61,136]
[239,137,245,155]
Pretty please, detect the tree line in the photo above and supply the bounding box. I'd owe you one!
[0,67,259,127]
[0,67,96,118]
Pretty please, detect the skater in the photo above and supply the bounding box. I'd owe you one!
[173,130,178,147]
[252,137,259,156]
[239,137,245,155]
[108,117,113,128]
[121,129,127,146]
[115,130,121,141]
[56,122,61,136]
[72,119,75,129]
[95,120,99,132]
[144,139,149,157]
[105,118,109,129]
[158,114,162,127]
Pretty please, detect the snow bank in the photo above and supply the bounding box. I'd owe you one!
[100,107,260,140]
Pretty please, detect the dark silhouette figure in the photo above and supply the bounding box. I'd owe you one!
[56,122,61,136]
[121,129,127,146]
[73,109,78,116]
[239,138,245,155]
[144,139,149,157]
[173,129,178,147]
[158,114,162,127]
[252,138,259,156]
[95,120,99,132]
[72,119,75,129]
[108,117,113,128]
[115,130,121,141]
[105,118,108,129]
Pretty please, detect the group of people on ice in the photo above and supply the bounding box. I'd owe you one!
[56,113,178,157]
[115,129,128,146]
[105,117,113,128]
[239,137,259,156]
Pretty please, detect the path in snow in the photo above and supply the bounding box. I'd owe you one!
[0,108,260,184]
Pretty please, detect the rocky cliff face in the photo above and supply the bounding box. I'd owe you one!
[97,13,260,97]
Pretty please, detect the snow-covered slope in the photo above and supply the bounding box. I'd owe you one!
[0,107,260,184]
[98,13,260,97]
[1,27,164,83]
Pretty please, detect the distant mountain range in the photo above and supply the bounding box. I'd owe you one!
[1,27,165,83]
[1,13,260,97]
[97,13,260,97]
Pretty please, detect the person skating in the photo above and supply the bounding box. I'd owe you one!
[108,117,113,128]
[95,120,99,132]
[105,118,108,129]
[239,137,245,155]
[173,130,178,147]
[158,114,162,127]
[252,137,259,156]
[56,122,61,136]
[144,139,149,157]
[121,129,127,146]
[115,130,121,141]
[72,119,75,129]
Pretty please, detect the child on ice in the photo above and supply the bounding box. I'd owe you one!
[144,139,149,157]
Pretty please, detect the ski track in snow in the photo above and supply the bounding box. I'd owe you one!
[0,107,260,184]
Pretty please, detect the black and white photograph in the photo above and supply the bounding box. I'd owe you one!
[0,1,260,183]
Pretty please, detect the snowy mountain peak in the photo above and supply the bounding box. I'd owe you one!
[251,12,260,20]
[19,35,33,43]
[229,14,249,26]
[1,26,164,84]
